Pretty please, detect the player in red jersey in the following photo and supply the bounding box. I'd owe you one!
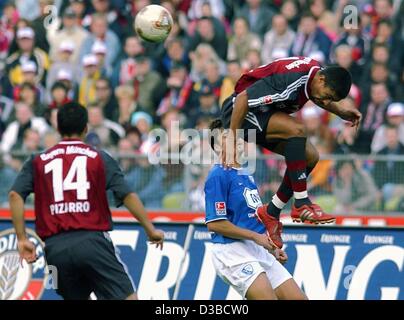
[221,56,362,249]
[9,102,164,300]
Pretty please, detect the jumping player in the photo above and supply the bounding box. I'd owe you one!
[221,56,362,249]
[9,102,164,300]
[205,119,307,300]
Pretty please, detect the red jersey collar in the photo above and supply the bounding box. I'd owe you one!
[305,66,321,100]
[59,138,84,145]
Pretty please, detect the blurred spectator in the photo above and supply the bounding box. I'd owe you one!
[187,84,220,128]
[243,48,262,70]
[189,43,226,82]
[78,54,100,106]
[333,160,379,214]
[48,81,71,110]
[158,37,189,77]
[356,83,391,153]
[219,60,242,105]
[43,130,60,149]
[15,0,39,22]
[280,0,300,31]
[334,45,363,85]
[373,125,404,210]
[261,14,295,64]
[188,16,228,60]
[30,0,52,52]
[111,35,144,88]
[79,13,121,70]
[11,127,41,154]
[16,82,47,117]
[130,111,152,141]
[69,0,87,20]
[289,12,332,63]
[236,0,274,39]
[132,55,165,115]
[48,6,89,64]
[91,40,111,76]
[227,17,261,64]
[0,102,49,155]
[0,85,13,138]
[6,27,49,89]
[95,77,119,122]
[82,0,131,39]
[372,103,404,153]
[0,2,19,63]
[46,40,78,101]
[115,84,140,129]
[196,59,223,100]
[87,102,125,150]
[13,61,45,103]
[157,62,194,116]
[309,0,338,40]
[188,0,225,20]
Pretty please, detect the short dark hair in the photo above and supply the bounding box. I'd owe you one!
[51,81,68,93]
[57,102,88,137]
[321,66,352,100]
[208,118,223,151]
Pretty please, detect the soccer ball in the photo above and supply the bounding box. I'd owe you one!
[135,5,173,43]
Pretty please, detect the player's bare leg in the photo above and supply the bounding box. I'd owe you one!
[274,278,308,300]
[256,112,335,247]
[245,272,278,300]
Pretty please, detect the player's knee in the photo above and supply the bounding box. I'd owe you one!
[288,123,306,138]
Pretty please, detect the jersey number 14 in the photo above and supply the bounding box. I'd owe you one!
[44,156,90,202]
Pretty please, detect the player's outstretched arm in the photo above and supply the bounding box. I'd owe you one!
[319,101,362,130]
[207,219,274,251]
[9,191,37,264]
[123,192,164,249]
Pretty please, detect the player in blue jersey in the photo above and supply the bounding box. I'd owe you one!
[204,119,306,300]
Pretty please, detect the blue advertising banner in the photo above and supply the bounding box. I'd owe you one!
[0,220,402,300]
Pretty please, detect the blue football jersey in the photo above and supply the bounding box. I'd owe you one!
[204,164,265,244]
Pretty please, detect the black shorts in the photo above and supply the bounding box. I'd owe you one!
[221,94,279,148]
[44,230,135,300]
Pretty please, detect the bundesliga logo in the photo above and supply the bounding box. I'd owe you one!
[0,229,47,300]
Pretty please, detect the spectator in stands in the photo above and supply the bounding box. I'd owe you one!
[91,40,111,76]
[0,156,17,206]
[197,59,223,101]
[0,84,14,138]
[13,61,45,103]
[334,160,380,214]
[16,82,47,117]
[79,13,121,70]
[95,77,119,122]
[48,6,89,64]
[372,102,404,153]
[132,55,165,115]
[289,12,332,63]
[46,40,78,101]
[48,81,71,111]
[243,48,262,70]
[158,37,190,78]
[188,16,228,60]
[373,125,404,210]
[6,27,49,89]
[189,43,226,82]
[30,0,52,53]
[0,102,49,155]
[261,14,295,64]
[111,35,144,88]
[309,0,338,40]
[227,17,261,64]
[356,83,391,153]
[236,0,274,39]
[157,62,194,116]
[115,84,141,129]
[188,0,225,21]
[131,111,153,142]
[187,84,220,128]
[334,45,363,85]
[78,54,100,106]
[220,60,242,106]
[280,0,300,31]
[87,103,125,150]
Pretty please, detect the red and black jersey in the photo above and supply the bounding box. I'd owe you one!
[234,56,322,114]
[11,139,131,240]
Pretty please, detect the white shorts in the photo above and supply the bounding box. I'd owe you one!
[211,240,292,298]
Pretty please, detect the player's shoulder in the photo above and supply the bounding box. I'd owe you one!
[206,164,231,184]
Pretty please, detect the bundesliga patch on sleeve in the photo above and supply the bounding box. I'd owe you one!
[215,202,227,215]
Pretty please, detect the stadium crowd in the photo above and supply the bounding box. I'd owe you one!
[0,0,403,213]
